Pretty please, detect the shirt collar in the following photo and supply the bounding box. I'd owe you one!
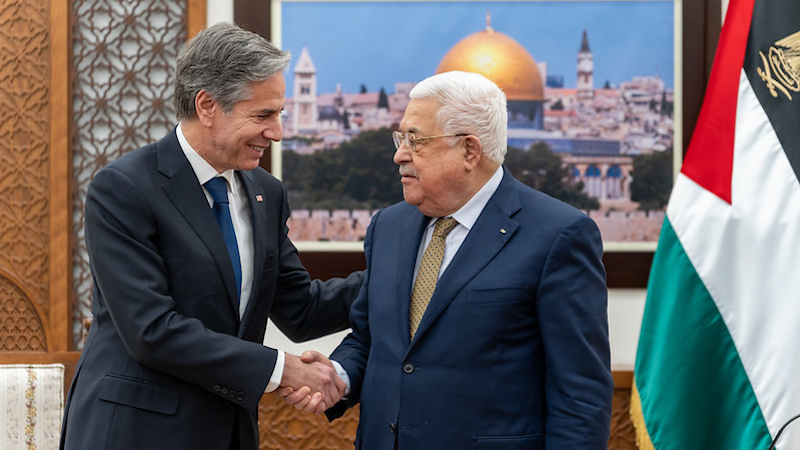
[176,123,236,185]
[428,165,504,231]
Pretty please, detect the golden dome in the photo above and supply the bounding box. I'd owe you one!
[436,16,544,101]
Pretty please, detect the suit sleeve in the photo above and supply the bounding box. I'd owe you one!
[537,214,613,448]
[85,166,276,411]
[264,181,364,342]
[323,211,380,421]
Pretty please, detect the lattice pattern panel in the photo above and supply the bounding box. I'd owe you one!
[610,388,637,450]
[258,394,359,449]
[0,0,51,323]
[70,0,186,349]
[0,278,47,351]
[257,387,636,449]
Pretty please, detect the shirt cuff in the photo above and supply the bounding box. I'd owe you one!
[264,350,285,393]
[331,360,351,396]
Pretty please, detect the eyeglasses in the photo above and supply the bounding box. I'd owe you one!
[392,130,468,153]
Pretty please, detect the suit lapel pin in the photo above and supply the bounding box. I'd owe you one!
[255,194,263,203]
[500,228,507,234]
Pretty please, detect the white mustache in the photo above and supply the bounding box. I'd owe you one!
[398,165,417,178]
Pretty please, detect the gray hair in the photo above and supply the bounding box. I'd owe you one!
[409,71,508,164]
[174,22,291,121]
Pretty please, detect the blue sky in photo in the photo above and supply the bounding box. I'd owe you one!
[278,1,675,96]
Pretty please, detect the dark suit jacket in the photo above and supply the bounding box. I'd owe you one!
[60,129,363,450]
[328,168,613,449]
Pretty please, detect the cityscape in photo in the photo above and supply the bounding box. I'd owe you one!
[276,1,675,244]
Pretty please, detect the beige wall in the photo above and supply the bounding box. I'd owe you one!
[207,0,233,25]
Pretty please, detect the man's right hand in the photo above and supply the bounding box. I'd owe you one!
[278,351,345,414]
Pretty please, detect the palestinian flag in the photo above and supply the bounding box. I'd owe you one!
[632,0,800,448]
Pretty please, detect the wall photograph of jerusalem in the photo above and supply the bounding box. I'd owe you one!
[272,0,678,250]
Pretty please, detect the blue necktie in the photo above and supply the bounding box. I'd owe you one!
[205,177,242,300]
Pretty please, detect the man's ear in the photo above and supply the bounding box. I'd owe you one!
[463,135,483,171]
[195,90,217,127]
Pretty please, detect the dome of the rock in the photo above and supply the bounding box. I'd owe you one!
[436,18,544,101]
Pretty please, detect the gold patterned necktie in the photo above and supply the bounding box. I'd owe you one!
[409,217,458,339]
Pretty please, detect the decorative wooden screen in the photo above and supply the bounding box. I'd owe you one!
[0,0,53,352]
[70,0,187,348]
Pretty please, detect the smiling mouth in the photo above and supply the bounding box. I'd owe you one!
[249,144,268,153]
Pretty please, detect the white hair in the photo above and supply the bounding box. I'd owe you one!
[409,70,508,164]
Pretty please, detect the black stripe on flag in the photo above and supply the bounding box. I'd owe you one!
[743,0,800,184]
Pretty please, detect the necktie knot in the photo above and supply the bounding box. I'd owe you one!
[205,177,229,204]
[433,217,458,238]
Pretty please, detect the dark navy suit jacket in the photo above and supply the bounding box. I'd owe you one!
[60,130,362,450]
[328,168,613,449]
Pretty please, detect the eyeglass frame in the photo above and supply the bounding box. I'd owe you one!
[392,130,469,153]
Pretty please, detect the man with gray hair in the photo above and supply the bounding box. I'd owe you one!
[284,70,613,448]
[60,22,361,450]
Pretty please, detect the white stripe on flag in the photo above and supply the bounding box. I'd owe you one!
[669,69,800,446]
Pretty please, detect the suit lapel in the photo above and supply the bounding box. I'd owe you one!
[409,168,522,345]
[156,131,241,318]
[396,210,429,341]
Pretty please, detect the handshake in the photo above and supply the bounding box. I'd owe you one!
[277,350,345,414]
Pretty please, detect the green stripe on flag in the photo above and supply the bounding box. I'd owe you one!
[634,217,771,449]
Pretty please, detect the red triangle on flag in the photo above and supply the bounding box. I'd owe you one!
[681,0,756,205]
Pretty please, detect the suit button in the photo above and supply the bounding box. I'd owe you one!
[213,385,221,392]
[402,363,415,374]
[221,388,229,395]
[236,392,245,401]
[389,422,397,434]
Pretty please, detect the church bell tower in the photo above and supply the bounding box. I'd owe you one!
[577,29,594,100]
[293,46,318,134]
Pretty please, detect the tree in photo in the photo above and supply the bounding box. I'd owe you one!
[630,150,673,211]
[506,142,599,211]
[282,127,402,210]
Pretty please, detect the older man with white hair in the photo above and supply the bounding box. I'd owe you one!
[285,69,613,449]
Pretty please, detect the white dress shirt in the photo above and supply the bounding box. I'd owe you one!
[176,124,284,393]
